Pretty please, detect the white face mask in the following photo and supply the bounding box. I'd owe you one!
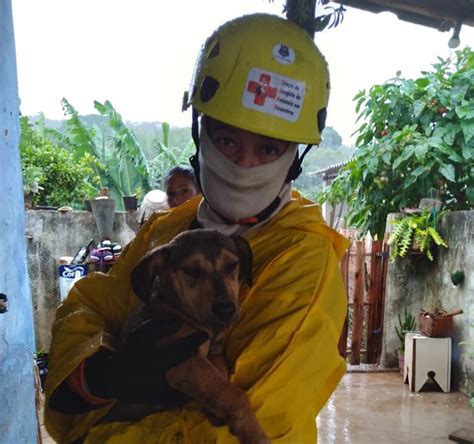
[198,125,298,222]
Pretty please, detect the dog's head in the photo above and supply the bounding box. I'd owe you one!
[130,229,253,333]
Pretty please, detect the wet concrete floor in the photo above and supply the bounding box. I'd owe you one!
[317,371,473,443]
[41,371,473,443]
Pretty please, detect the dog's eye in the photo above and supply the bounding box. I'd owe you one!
[224,261,238,275]
[181,266,203,280]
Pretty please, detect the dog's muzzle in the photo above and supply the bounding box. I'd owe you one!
[212,302,237,324]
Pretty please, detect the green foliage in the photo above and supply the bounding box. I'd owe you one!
[387,209,448,261]
[22,165,43,195]
[317,47,474,239]
[94,100,151,194]
[283,0,346,35]
[148,137,196,190]
[19,117,100,208]
[26,99,196,209]
[395,308,416,352]
[294,127,354,200]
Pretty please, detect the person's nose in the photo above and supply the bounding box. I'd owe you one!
[234,148,260,168]
[174,197,185,207]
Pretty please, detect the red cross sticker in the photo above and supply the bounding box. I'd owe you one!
[246,73,278,106]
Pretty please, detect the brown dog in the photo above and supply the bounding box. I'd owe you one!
[103,229,270,444]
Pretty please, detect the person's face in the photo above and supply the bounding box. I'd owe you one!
[166,173,198,208]
[206,117,289,168]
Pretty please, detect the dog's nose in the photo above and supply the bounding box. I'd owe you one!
[212,302,236,323]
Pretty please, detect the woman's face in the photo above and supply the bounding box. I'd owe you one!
[166,173,198,208]
[206,117,289,168]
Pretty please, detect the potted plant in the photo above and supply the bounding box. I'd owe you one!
[395,308,416,375]
[387,209,448,262]
[419,308,463,337]
[22,165,44,209]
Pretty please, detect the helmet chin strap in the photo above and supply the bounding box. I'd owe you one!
[190,108,202,192]
[188,108,312,225]
[285,144,313,182]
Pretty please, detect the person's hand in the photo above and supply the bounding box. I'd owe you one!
[85,318,209,405]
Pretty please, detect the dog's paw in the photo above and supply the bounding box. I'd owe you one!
[203,408,225,427]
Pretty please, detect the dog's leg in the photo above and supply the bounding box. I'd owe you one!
[166,356,270,444]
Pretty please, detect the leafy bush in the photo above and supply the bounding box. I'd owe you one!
[318,47,474,239]
[20,117,100,208]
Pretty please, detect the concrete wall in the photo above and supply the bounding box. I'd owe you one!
[380,211,473,397]
[0,0,38,441]
[25,209,138,351]
[27,208,474,398]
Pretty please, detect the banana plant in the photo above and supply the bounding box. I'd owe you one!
[54,98,196,209]
[94,100,151,196]
[60,98,108,190]
[149,123,196,189]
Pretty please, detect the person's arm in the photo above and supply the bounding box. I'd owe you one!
[44,210,195,442]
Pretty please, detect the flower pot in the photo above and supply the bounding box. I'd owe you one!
[83,199,92,212]
[123,195,138,212]
[419,313,452,337]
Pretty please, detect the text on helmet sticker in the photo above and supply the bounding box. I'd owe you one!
[242,68,305,122]
[272,44,296,65]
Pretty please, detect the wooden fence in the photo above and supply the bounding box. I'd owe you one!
[338,239,389,365]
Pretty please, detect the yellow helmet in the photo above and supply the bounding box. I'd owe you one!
[185,13,330,145]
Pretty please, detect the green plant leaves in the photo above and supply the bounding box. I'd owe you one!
[461,120,474,143]
[439,164,456,182]
[318,47,474,239]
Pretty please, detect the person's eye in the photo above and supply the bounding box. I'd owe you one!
[215,136,237,149]
[261,144,281,157]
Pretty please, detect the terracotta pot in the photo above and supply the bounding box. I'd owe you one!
[418,309,462,337]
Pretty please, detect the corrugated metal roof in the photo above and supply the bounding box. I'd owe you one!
[310,161,350,178]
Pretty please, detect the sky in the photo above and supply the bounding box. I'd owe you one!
[12,0,474,145]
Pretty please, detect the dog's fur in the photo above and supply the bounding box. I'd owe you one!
[103,229,269,444]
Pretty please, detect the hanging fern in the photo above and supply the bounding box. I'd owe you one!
[388,217,414,260]
[388,210,448,262]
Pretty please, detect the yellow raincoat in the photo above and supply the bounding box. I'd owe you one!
[45,191,349,443]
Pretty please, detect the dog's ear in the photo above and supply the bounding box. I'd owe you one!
[130,246,168,303]
[231,236,253,287]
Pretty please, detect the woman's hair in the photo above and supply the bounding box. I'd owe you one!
[164,165,197,188]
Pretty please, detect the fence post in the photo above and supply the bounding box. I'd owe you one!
[351,240,365,365]
[366,240,382,363]
[338,248,350,358]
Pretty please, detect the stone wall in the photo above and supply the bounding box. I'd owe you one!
[25,209,138,351]
[380,211,473,397]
